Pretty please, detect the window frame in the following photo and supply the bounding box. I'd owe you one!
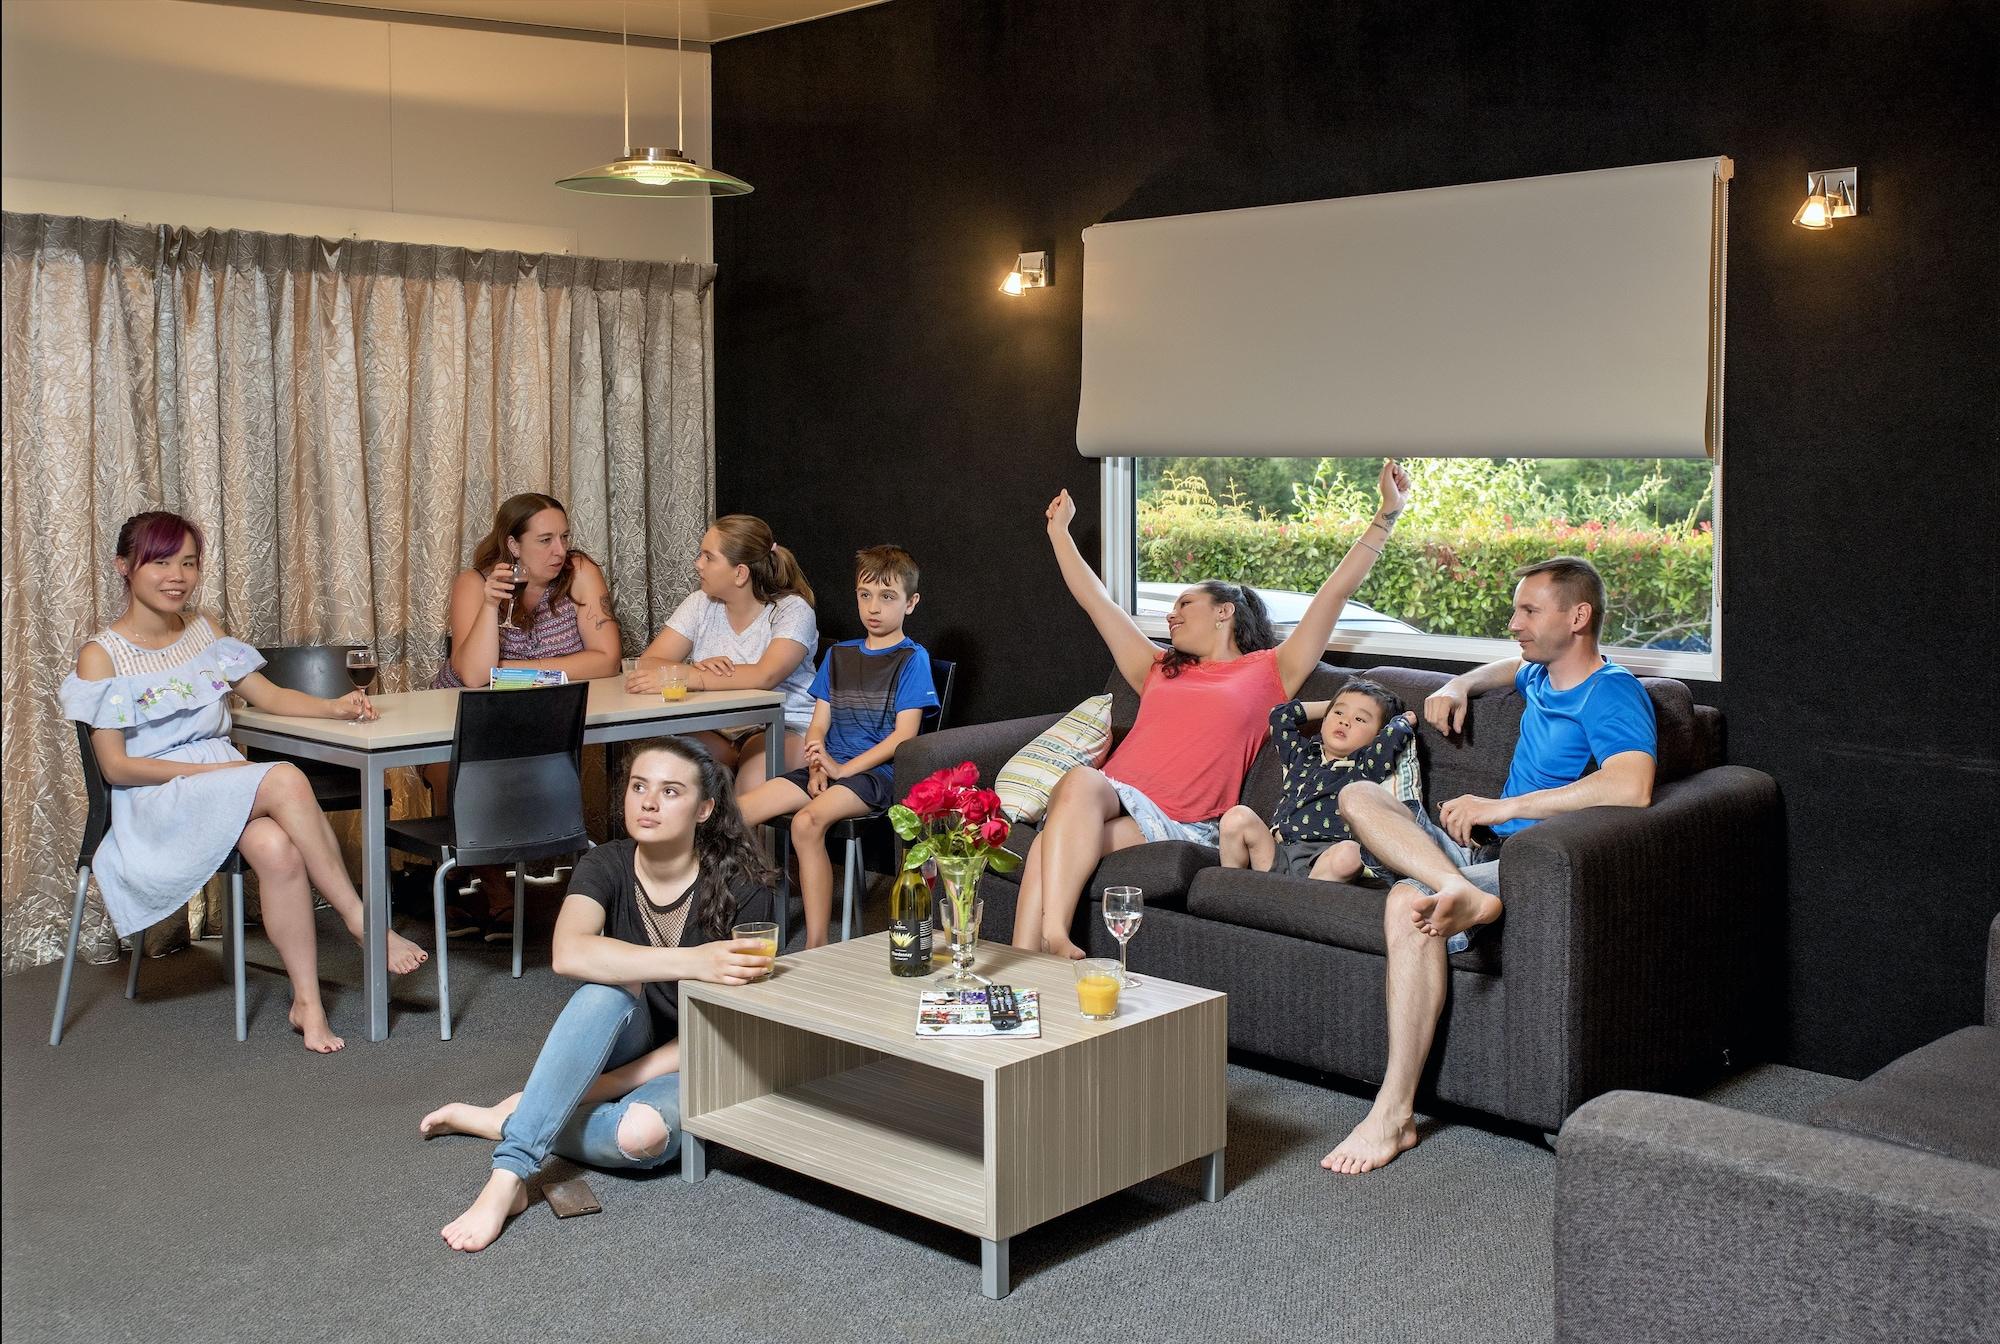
[1102,456,1722,682]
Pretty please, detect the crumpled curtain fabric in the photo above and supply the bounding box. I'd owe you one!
[1,212,715,971]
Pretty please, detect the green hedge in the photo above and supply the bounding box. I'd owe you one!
[1138,515,1713,646]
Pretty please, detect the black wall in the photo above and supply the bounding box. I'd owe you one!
[714,0,2000,1076]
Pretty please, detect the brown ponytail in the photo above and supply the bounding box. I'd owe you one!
[711,514,815,608]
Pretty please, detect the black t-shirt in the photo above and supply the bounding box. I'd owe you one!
[566,839,775,1042]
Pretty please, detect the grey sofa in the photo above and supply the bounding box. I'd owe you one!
[1553,915,2000,1343]
[894,662,1783,1133]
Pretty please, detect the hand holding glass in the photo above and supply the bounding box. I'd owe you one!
[731,922,778,981]
[1103,885,1144,988]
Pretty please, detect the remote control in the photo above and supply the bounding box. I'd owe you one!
[986,984,1022,1031]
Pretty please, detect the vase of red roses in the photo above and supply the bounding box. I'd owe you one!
[889,761,1020,987]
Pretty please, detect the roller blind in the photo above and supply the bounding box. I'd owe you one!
[1076,157,1730,459]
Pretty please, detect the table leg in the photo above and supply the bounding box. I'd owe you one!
[362,760,390,1042]
[682,1133,707,1183]
[766,707,788,947]
[1200,1148,1225,1202]
[981,1237,1010,1299]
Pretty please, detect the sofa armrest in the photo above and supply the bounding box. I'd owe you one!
[893,712,1063,797]
[1495,765,1783,1127]
[1987,913,1999,1027]
[1556,1090,2000,1343]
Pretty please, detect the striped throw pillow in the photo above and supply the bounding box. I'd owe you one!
[995,695,1115,824]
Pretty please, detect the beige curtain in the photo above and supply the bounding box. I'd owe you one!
[1,212,716,971]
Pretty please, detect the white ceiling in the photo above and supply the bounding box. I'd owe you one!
[292,0,889,43]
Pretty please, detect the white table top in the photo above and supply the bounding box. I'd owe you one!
[232,679,785,751]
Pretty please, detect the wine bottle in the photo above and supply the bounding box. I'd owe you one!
[888,862,933,977]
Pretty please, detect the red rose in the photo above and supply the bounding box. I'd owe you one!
[947,761,980,790]
[961,790,997,824]
[978,817,1010,849]
[904,777,950,820]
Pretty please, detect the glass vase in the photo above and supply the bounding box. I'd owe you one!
[933,854,989,988]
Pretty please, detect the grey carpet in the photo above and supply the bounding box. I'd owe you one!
[2,906,1844,1344]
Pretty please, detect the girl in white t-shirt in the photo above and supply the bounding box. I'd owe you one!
[627,514,819,791]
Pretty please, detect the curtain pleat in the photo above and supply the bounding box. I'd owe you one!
[0,212,716,971]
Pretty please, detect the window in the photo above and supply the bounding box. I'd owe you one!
[1107,455,1720,679]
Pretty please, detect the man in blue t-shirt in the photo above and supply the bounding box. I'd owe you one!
[737,545,939,948]
[1323,556,1659,1177]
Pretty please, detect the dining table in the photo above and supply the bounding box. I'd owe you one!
[231,678,787,1042]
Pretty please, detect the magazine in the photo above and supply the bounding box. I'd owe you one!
[915,988,1041,1039]
[488,667,568,689]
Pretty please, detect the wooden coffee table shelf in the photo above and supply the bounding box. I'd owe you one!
[680,935,1227,1298]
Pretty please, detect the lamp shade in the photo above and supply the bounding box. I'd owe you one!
[558,146,752,197]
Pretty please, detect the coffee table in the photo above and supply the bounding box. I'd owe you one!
[678,934,1227,1298]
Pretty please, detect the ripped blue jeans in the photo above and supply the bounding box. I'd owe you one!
[491,983,682,1180]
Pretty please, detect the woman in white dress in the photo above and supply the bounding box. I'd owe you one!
[58,512,429,1053]
[626,514,819,793]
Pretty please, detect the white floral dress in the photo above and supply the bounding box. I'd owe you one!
[57,616,277,937]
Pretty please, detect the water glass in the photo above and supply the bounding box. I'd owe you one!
[1102,885,1144,988]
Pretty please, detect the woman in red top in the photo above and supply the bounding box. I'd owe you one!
[1015,460,1411,958]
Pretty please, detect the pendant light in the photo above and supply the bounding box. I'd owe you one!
[557,1,751,198]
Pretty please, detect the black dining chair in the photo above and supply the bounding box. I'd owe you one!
[818,656,957,941]
[384,681,591,1039]
[250,645,373,813]
[50,722,249,1045]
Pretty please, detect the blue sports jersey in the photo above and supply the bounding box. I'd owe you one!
[1494,658,1657,837]
[808,637,939,783]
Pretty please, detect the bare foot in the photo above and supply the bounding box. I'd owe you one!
[1411,879,1504,939]
[420,1102,509,1142]
[1042,934,1087,960]
[441,1171,529,1253]
[1321,1111,1419,1174]
[387,929,429,975]
[289,1002,345,1053]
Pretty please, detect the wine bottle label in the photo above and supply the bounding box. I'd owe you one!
[890,917,931,973]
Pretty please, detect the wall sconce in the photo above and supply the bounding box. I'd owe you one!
[1793,167,1859,229]
[1000,251,1051,295]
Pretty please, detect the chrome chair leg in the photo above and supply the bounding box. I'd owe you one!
[231,869,247,1042]
[434,857,458,1041]
[125,925,144,999]
[49,867,91,1046]
[511,865,526,980]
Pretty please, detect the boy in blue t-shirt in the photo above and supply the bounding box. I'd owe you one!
[738,545,938,947]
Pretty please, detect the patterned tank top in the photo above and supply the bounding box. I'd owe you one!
[91,614,220,677]
[432,584,587,688]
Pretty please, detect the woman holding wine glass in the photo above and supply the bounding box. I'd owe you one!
[60,511,428,1053]
[429,493,623,938]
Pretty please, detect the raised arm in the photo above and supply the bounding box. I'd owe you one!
[1046,489,1159,694]
[1275,460,1412,695]
[444,566,509,687]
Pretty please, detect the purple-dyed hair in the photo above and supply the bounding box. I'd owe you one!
[115,511,205,583]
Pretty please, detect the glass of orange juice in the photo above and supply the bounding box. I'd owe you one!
[1074,957,1122,1019]
[732,922,778,981]
[661,664,689,702]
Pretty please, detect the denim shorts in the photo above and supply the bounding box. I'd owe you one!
[1391,809,1504,954]
[1107,778,1222,846]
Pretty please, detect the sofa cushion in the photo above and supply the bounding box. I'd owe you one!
[1807,1026,2000,1168]
[995,694,1114,823]
[1185,866,1501,975]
